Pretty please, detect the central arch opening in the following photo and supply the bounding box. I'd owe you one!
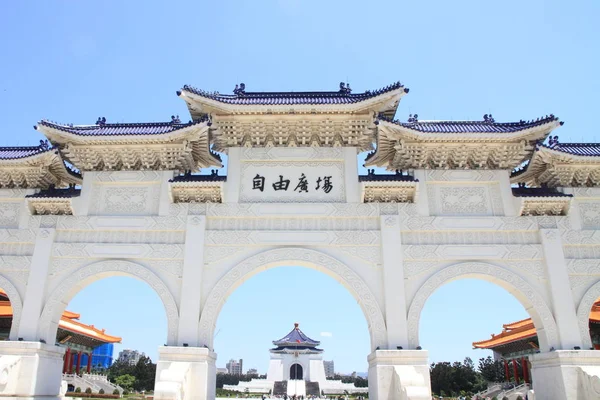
[290,364,303,380]
[212,262,372,398]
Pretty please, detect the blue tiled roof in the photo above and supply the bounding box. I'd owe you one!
[169,171,227,183]
[273,324,320,347]
[26,186,81,198]
[379,114,561,133]
[270,346,323,352]
[359,170,417,182]
[180,82,407,106]
[511,187,572,198]
[0,145,51,160]
[36,117,209,137]
[545,142,600,157]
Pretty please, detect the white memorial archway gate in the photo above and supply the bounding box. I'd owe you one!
[0,81,599,399]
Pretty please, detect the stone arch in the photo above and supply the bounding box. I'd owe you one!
[0,275,22,341]
[38,260,179,345]
[198,247,387,351]
[576,280,600,350]
[406,262,559,352]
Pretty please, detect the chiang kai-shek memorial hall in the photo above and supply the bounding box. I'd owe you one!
[1,80,600,399]
[223,323,367,397]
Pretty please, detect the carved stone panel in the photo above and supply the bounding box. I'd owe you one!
[427,184,503,216]
[89,184,161,216]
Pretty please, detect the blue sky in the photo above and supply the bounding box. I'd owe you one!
[2,0,599,374]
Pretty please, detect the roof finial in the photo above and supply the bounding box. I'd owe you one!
[408,114,419,123]
[233,83,246,95]
[39,140,49,150]
[171,115,181,124]
[294,322,299,329]
[339,82,351,94]
[483,114,495,123]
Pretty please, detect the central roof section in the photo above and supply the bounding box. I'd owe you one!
[273,323,321,347]
[178,82,408,152]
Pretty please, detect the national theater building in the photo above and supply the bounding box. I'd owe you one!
[0,289,119,374]
[2,80,600,400]
[224,323,366,397]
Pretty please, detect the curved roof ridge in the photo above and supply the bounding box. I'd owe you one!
[180,81,407,105]
[36,117,210,137]
[377,114,563,133]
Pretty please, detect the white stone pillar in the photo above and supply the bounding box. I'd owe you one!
[380,215,409,349]
[72,170,96,216]
[343,147,360,203]
[223,147,241,203]
[540,229,583,349]
[367,350,431,400]
[529,350,600,400]
[0,341,65,397]
[177,216,206,347]
[159,170,176,216]
[154,346,217,400]
[17,228,55,341]
[498,170,517,216]
[412,170,429,216]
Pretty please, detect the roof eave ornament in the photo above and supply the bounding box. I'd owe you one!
[233,83,246,95]
[339,82,352,94]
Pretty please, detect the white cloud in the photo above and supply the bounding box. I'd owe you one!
[320,331,333,337]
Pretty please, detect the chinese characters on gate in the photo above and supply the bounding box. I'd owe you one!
[253,174,333,194]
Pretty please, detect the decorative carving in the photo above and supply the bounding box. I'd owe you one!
[579,202,600,229]
[384,216,398,227]
[438,186,489,215]
[0,203,21,228]
[401,231,539,245]
[241,147,344,161]
[95,171,161,182]
[406,262,559,351]
[205,217,379,231]
[336,246,381,265]
[198,248,386,351]
[204,231,380,246]
[52,243,184,259]
[425,170,497,182]
[567,259,600,275]
[89,184,161,216]
[402,245,542,260]
[38,260,179,345]
[204,247,248,264]
[576,280,600,350]
[54,230,185,245]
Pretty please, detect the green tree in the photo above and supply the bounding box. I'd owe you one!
[132,356,156,391]
[115,374,136,391]
[478,356,505,383]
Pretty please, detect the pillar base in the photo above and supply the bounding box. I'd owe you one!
[530,350,600,400]
[367,350,431,400]
[154,346,216,400]
[0,341,65,398]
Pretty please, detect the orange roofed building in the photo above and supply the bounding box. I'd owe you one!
[0,290,120,375]
[472,301,600,384]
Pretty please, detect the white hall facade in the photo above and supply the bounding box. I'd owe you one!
[0,81,600,399]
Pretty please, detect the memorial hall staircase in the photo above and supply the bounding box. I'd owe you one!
[305,381,320,397]
[273,381,287,397]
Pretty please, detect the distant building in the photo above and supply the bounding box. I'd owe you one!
[226,359,243,375]
[117,349,145,366]
[324,360,335,378]
[216,368,228,374]
[247,368,258,376]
